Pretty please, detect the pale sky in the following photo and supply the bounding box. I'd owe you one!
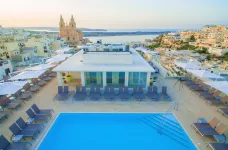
[0,0,228,29]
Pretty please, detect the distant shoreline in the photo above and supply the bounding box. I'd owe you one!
[26,30,170,37]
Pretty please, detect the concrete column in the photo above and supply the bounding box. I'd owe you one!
[57,72,63,86]
[124,72,129,87]
[146,72,151,89]
[81,72,85,86]
[103,71,106,87]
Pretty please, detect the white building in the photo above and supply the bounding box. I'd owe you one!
[53,45,154,89]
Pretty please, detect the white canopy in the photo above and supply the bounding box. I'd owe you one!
[46,54,72,64]
[9,70,46,80]
[0,81,28,95]
[24,64,55,71]
[187,69,224,79]
[55,47,72,54]
[135,47,149,53]
[204,81,228,95]
[174,62,201,70]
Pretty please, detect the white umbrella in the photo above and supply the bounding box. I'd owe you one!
[0,81,28,95]
[46,54,72,64]
[55,47,71,54]
[187,69,224,79]
[9,70,46,80]
[24,64,55,71]
[174,62,201,70]
[204,81,228,95]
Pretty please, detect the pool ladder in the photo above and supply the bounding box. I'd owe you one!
[140,114,191,148]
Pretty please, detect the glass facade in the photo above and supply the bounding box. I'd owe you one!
[106,72,125,86]
[128,72,147,87]
[84,72,103,87]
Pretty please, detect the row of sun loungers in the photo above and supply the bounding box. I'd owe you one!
[0,104,54,150]
[192,117,228,150]
[184,75,228,118]
[56,86,170,101]
[0,71,56,123]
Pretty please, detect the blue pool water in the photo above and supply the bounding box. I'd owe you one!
[38,113,197,150]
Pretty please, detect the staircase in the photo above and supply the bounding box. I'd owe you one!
[140,114,191,148]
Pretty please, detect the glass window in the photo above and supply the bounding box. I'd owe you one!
[106,72,125,86]
[128,72,147,88]
[85,72,103,87]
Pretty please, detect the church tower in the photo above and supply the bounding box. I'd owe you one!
[59,15,83,41]
[59,15,66,37]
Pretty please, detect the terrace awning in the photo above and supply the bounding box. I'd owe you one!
[0,81,28,95]
[204,81,228,95]
[186,69,224,79]
[55,47,72,54]
[24,64,55,71]
[9,70,46,80]
[174,62,201,70]
[46,54,72,64]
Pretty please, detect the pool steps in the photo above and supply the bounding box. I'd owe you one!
[140,114,191,148]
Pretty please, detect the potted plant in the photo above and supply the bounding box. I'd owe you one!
[66,73,72,82]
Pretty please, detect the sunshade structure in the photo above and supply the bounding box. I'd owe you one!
[0,81,28,95]
[55,47,72,54]
[135,47,149,53]
[174,62,201,70]
[45,54,72,64]
[9,70,46,81]
[24,64,55,71]
[204,81,228,95]
[186,69,224,79]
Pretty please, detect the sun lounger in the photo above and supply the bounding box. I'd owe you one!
[195,123,228,139]
[49,71,57,77]
[208,143,228,150]
[133,87,140,100]
[56,86,68,100]
[124,87,131,100]
[0,97,22,110]
[0,111,9,123]
[9,123,38,139]
[16,117,43,131]
[138,86,145,100]
[118,87,125,100]
[104,87,110,100]
[94,87,101,100]
[0,135,30,150]
[162,86,169,98]
[43,73,52,81]
[217,108,228,117]
[89,86,96,100]
[29,81,40,93]
[109,87,115,100]
[192,117,219,130]
[206,96,228,106]
[17,90,32,101]
[37,78,46,86]
[148,86,159,100]
[73,86,86,100]
[31,104,54,116]
[26,108,49,122]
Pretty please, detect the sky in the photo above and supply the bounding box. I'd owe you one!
[0,0,228,29]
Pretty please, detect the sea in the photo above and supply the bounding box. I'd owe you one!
[87,35,159,43]
[21,27,182,43]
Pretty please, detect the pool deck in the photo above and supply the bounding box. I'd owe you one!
[0,75,228,150]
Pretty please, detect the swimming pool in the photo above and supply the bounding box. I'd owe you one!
[37,113,197,150]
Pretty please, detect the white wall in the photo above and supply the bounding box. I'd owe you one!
[83,52,132,64]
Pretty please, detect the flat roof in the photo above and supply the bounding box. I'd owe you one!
[53,48,155,72]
